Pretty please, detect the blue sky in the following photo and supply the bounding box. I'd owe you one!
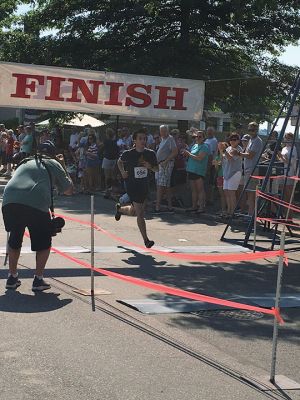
[278,44,300,67]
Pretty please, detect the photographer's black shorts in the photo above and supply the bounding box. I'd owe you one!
[2,203,52,251]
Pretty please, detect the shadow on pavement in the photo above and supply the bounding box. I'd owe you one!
[103,255,300,344]
[0,291,73,313]
[55,194,221,227]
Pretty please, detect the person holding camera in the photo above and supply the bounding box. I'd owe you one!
[2,141,73,291]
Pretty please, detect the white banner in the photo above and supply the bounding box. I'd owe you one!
[0,62,205,121]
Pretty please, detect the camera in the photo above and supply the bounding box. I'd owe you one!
[51,217,65,236]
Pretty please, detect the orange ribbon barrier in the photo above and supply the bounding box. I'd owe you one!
[52,244,283,323]
[257,217,300,230]
[23,219,284,322]
[56,213,284,263]
[251,175,300,181]
[257,190,300,214]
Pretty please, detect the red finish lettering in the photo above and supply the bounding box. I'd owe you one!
[10,73,45,99]
[125,84,152,108]
[104,82,124,106]
[66,79,103,103]
[45,76,66,101]
[154,86,188,110]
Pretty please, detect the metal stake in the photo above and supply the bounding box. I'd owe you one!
[270,230,285,383]
[253,186,259,253]
[91,195,95,311]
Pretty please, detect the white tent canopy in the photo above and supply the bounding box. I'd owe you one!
[37,114,106,128]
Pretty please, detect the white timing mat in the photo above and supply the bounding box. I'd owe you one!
[0,245,248,254]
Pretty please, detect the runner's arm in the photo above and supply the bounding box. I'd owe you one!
[142,152,159,172]
[143,161,158,172]
[117,157,128,178]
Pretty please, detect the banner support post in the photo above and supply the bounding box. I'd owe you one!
[91,195,95,311]
[270,229,285,383]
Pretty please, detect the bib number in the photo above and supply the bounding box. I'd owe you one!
[134,167,148,179]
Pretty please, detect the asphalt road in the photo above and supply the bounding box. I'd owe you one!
[0,190,299,400]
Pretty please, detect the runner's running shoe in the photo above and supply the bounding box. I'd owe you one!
[115,203,122,221]
[144,239,155,248]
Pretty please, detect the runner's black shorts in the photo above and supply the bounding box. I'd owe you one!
[125,180,148,204]
[2,203,52,251]
[127,191,148,204]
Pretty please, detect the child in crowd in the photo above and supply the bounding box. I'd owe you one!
[63,149,77,191]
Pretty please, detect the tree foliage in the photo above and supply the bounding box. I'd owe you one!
[1,0,300,121]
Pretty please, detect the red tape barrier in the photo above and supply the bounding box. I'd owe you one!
[55,213,284,263]
[257,217,300,230]
[52,244,283,323]
[252,175,300,181]
[22,229,283,323]
[257,190,300,214]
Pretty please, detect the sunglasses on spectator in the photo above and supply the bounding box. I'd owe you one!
[248,128,256,132]
[230,138,239,141]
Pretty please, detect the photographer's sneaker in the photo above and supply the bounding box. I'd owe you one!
[32,276,51,292]
[6,275,21,290]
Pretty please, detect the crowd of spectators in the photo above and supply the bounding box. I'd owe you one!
[0,120,298,219]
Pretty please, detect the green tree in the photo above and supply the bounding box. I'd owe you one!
[1,0,300,121]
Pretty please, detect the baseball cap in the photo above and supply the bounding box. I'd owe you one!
[241,134,251,141]
[38,140,56,156]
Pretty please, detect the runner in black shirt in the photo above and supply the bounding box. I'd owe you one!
[116,130,158,248]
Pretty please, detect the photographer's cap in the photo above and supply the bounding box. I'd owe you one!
[38,140,56,156]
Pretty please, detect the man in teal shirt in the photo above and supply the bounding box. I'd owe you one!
[2,141,73,291]
[184,130,210,212]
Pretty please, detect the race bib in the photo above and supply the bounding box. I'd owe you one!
[134,166,148,179]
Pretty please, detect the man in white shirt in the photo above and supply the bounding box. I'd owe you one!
[235,122,263,215]
[154,125,178,213]
[69,130,79,150]
[69,130,79,161]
